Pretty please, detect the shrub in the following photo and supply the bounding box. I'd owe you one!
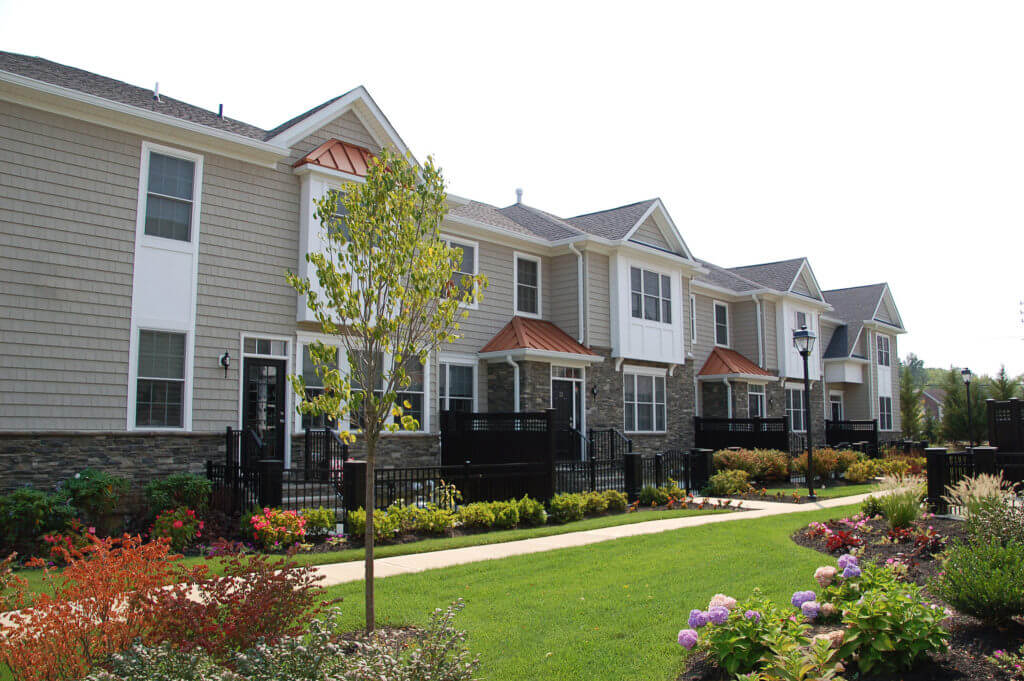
[877,457,911,477]
[299,506,336,538]
[837,581,949,675]
[548,493,585,523]
[602,489,629,513]
[60,469,130,527]
[144,473,212,518]
[713,449,788,481]
[151,507,204,552]
[517,495,547,526]
[944,472,1014,518]
[248,508,307,549]
[930,537,1024,625]
[582,490,609,515]
[144,548,324,659]
[844,461,874,484]
[457,502,496,529]
[706,470,751,496]
[414,505,457,534]
[965,498,1024,545]
[490,501,520,529]
[0,534,179,681]
[832,449,859,474]
[638,485,670,506]
[0,488,75,556]
[791,449,841,481]
[860,494,883,518]
[345,507,400,542]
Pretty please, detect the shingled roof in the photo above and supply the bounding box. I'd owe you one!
[498,204,581,240]
[566,199,658,240]
[822,284,895,358]
[727,258,807,293]
[694,260,762,292]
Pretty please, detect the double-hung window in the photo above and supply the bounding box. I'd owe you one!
[748,384,766,418]
[630,267,672,323]
[714,302,729,346]
[624,372,667,433]
[514,254,540,316]
[879,396,893,430]
[786,388,806,432]
[439,363,475,413]
[301,344,338,430]
[144,153,196,242]
[444,238,478,301]
[135,330,186,427]
[877,335,891,366]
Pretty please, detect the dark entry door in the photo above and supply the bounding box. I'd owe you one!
[552,379,582,460]
[243,358,287,460]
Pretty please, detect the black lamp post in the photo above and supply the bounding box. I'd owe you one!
[793,324,817,501]
[961,367,973,450]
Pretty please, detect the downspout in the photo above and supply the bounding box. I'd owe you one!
[752,294,764,368]
[723,378,733,418]
[505,354,520,412]
[569,242,585,344]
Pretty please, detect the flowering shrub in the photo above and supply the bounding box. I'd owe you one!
[712,449,789,481]
[249,507,306,549]
[825,530,862,552]
[843,460,875,484]
[42,518,98,563]
[989,646,1024,680]
[151,507,203,552]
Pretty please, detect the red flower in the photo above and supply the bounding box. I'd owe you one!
[172,520,184,529]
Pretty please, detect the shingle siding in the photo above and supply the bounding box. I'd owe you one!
[731,301,758,365]
[550,254,579,339]
[632,216,671,251]
[585,251,611,348]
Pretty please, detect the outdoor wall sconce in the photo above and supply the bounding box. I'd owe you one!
[591,385,599,398]
[219,351,231,378]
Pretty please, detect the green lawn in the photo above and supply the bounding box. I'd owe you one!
[757,483,877,500]
[11,507,725,599]
[322,504,859,681]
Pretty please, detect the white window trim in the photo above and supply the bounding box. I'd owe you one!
[876,334,891,367]
[786,384,807,433]
[879,395,894,431]
[439,353,478,413]
[441,233,480,310]
[713,300,730,348]
[829,391,845,421]
[747,384,766,418]
[623,370,667,434]
[293,333,343,435]
[689,294,697,344]
[126,142,204,432]
[513,251,542,319]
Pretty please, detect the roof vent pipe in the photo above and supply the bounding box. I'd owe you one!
[153,82,160,102]
[218,104,223,118]
[515,188,523,204]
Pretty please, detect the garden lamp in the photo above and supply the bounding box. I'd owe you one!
[793,325,817,500]
[961,367,973,450]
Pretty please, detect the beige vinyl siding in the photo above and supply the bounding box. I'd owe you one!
[762,301,778,371]
[844,376,871,420]
[632,216,671,251]
[440,238,516,354]
[819,321,838,365]
[875,302,895,325]
[690,293,718,370]
[791,273,813,297]
[585,250,610,348]
[550,254,579,339]
[890,335,901,432]
[0,100,139,430]
[730,301,758,365]
[852,329,867,357]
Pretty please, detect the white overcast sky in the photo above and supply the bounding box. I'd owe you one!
[2,1,1022,378]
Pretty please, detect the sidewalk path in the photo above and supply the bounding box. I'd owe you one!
[314,493,874,587]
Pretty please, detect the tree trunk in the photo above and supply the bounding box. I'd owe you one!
[364,434,376,632]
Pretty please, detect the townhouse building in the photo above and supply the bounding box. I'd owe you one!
[0,52,905,488]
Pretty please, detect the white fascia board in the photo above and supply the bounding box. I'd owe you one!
[477,349,604,365]
[824,356,870,364]
[863,319,906,335]
[697,373,774,383]
[293,163,367,185]
[0,71,290,168]
[780,291,833,311]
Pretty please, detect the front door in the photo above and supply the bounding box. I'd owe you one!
[243,358,287,460]
[830,396,843,422]
[552,378,583,460]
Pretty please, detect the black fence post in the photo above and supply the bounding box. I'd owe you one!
[925,447,948,514]
[225,426,233,467]
[544,408,558,500]
[972,446,997,476]
[589,454,597,492]
[343,459,367,533]
[623,452,643,500]
[655,453,665,488]
[690,448,714,493]
[257,459,283,508]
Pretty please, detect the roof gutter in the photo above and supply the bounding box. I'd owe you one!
[568,242,585,344]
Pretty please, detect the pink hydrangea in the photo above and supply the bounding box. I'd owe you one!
[708,593,737,611]
[814,566,836,588]
[820,602,837,618]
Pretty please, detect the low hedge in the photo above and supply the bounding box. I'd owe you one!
[712,449,789,481]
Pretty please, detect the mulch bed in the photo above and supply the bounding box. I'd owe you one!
[678,513,1024,680]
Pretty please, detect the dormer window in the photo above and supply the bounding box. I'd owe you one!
[630,267,671,323]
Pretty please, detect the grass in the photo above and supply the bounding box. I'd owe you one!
[10,507,725,599]
[321,503,861,681]
[757,482,877,499]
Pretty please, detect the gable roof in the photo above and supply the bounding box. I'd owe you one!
[292,139,374,175]
[480,317,599,356]
[923,388,947,405]
[498,204,581,241]
[567,199,659,240]
[727,258,808,293]
[0,50,269,140]
[698,347,773,378]
[264,91,353,140]
[694,260,762,293]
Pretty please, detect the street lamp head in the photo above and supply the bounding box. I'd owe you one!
[961,367,972,385]
[792,325,817,357]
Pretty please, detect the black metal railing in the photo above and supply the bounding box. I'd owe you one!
[304,428,349,481]
[825,419,879,456]
[225,426,265,468]
[588,428,633,460]
[371,462,552,509]
[555,458,625,494]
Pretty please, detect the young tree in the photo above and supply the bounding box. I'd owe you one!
[903,353,927,389]
[989,364,1021,400]
[939,367,988,445]
[287,149,487,631]
[899,364,923,440]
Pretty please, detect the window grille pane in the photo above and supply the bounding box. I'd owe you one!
[655,403,666,432]
[625,403,636,431]
[644,295,660,321]
[662,299,672,324]
[637,375,654,403]
[643,270,659,296]
[517,258,537,286]
[660,275,671,300]
[145,195,192,241]
[517,285,537,314]
[302,346,324,388]
[398,392,423,426]
[637,403,654,431]
[148,153,194,200]
[448,365,474,398]
[630,267,642,292]
[244,338,257,354]
[136,378,183,427]
[624,375,635,402]
[654,376,665,404]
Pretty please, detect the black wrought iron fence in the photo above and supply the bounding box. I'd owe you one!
[555,458,625,494]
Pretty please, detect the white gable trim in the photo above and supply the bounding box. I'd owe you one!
[788,259,825,301]
[870,284,905,330]
[266,86,413,159]
[621,199,696,261]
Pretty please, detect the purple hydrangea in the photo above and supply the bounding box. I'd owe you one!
[708,606,730,625]
[791,590,817,608]
[837,554,858,570]
[678,629,699,649]
[688,609,709,628]
[801,600,821,621]
[842,564,862,579]
[744,610,761,622]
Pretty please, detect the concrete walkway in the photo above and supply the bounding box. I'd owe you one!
[314,493,874,587]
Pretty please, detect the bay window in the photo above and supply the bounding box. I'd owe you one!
[630,267,672,323]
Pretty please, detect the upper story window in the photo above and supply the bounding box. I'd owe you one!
[630,267,672,324]
[136,330,186,428]
[689,294,697,344]
[327,204,349,239]
[877,335,891,366]
[444,237,478,302]
[514,254,541,317]
[144,152,196,242]
[714,301,729,346]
